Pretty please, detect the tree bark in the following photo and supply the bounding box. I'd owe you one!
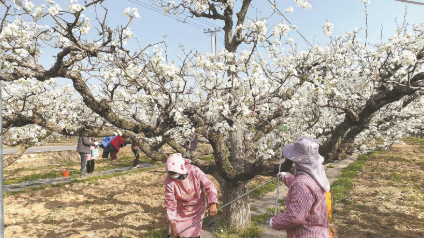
[218,178,251,229]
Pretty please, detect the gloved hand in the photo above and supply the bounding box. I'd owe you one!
[277,172,287,179]
[94,142,99,146]
[269,217,273,227]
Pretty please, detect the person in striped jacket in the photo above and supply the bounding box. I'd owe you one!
[270,137,332,238]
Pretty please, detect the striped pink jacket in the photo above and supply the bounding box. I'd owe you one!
[272,173,330,238]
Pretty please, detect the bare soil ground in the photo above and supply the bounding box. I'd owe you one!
[4,167,168,238]
[333,139,424,238]
[4,138,423,237]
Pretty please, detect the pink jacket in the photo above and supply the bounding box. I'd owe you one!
[272,173,330,238]
[86,137,98,161]
[164,164,218,237]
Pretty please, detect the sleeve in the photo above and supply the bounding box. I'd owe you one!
[284,173,295,187]
[196,167,218,204]
[271,181,314,230]
[82,137,95,146]
[164,182,179,222]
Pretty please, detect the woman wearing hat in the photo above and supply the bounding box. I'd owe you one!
[270,137,332,238]
[164,153,218,238]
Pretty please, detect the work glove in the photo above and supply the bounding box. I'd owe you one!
[94,142,99,146]
[277,172,287,180]
[269,217,273,227]
[209,203,217,216]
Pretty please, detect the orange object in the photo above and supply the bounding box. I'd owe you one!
[62,171,70,177]
[325,190,337,238]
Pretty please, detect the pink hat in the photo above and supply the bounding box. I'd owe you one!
[282,137,320,163]
[166,153,190,175]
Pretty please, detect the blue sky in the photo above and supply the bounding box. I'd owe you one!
[112,0,424,54]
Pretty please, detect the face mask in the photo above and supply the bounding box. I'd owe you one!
[171,173,181,179]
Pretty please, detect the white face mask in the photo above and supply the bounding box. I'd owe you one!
[171,173,181,179]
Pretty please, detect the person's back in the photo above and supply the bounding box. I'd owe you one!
[273,173,329,237]
[271,137,332,238]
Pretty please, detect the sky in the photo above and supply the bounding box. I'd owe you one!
[108,0,424,54]
[5,0,424,84]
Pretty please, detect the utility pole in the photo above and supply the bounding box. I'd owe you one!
[204,28,221,56]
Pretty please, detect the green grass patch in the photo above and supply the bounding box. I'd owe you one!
[4,165,164,197]
[370,150,382,155]
[249,179,278,199]
[390,171,402,182]
[214,218,263,238]
[250,207,258,211]
[4,155,152,185]
[251,214,268,224]
[403,137,424,149]
[4,170,80,185]
[143,227,168,238]
[331,154,369,204]
[3,161,79,176]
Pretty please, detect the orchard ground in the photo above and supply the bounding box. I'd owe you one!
[3,138,424,237]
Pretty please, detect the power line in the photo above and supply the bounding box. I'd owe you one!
[216,34,243,55]
[394,0,424,5]
[266,0,313,48]
[128,0,207,30]
[218,32,250,52]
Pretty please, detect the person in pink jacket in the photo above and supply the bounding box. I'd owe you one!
[164,153,218,238]
[270,137,332,238]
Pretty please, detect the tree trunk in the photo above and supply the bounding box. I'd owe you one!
[219,179,251,229]
[320,86,419,162]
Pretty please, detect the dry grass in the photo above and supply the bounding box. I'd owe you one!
[3,149,272,237]
[5,167,168,238]
[333,139,424,238]
[4,147,139,180]
[9,139,423,238]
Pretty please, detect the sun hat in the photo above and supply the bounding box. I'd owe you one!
[166,153,190,175]
[282,137,320,163]
[283,137,330,192]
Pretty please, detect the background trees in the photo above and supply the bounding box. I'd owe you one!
[1,0,423,229]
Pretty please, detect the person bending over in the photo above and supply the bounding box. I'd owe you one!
[164,153,218,238]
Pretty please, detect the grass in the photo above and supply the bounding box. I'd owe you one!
[251,214,268,224]
[4,164,164,197]
[214,218,263,238]
[4,155,155,185]
[143,227,168,238]
[332,140,424,237]
[4,170,81,185]
[249,179,278,199]
[3,161,79,175]
[331,154,370,204]
[403,136,424,149]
